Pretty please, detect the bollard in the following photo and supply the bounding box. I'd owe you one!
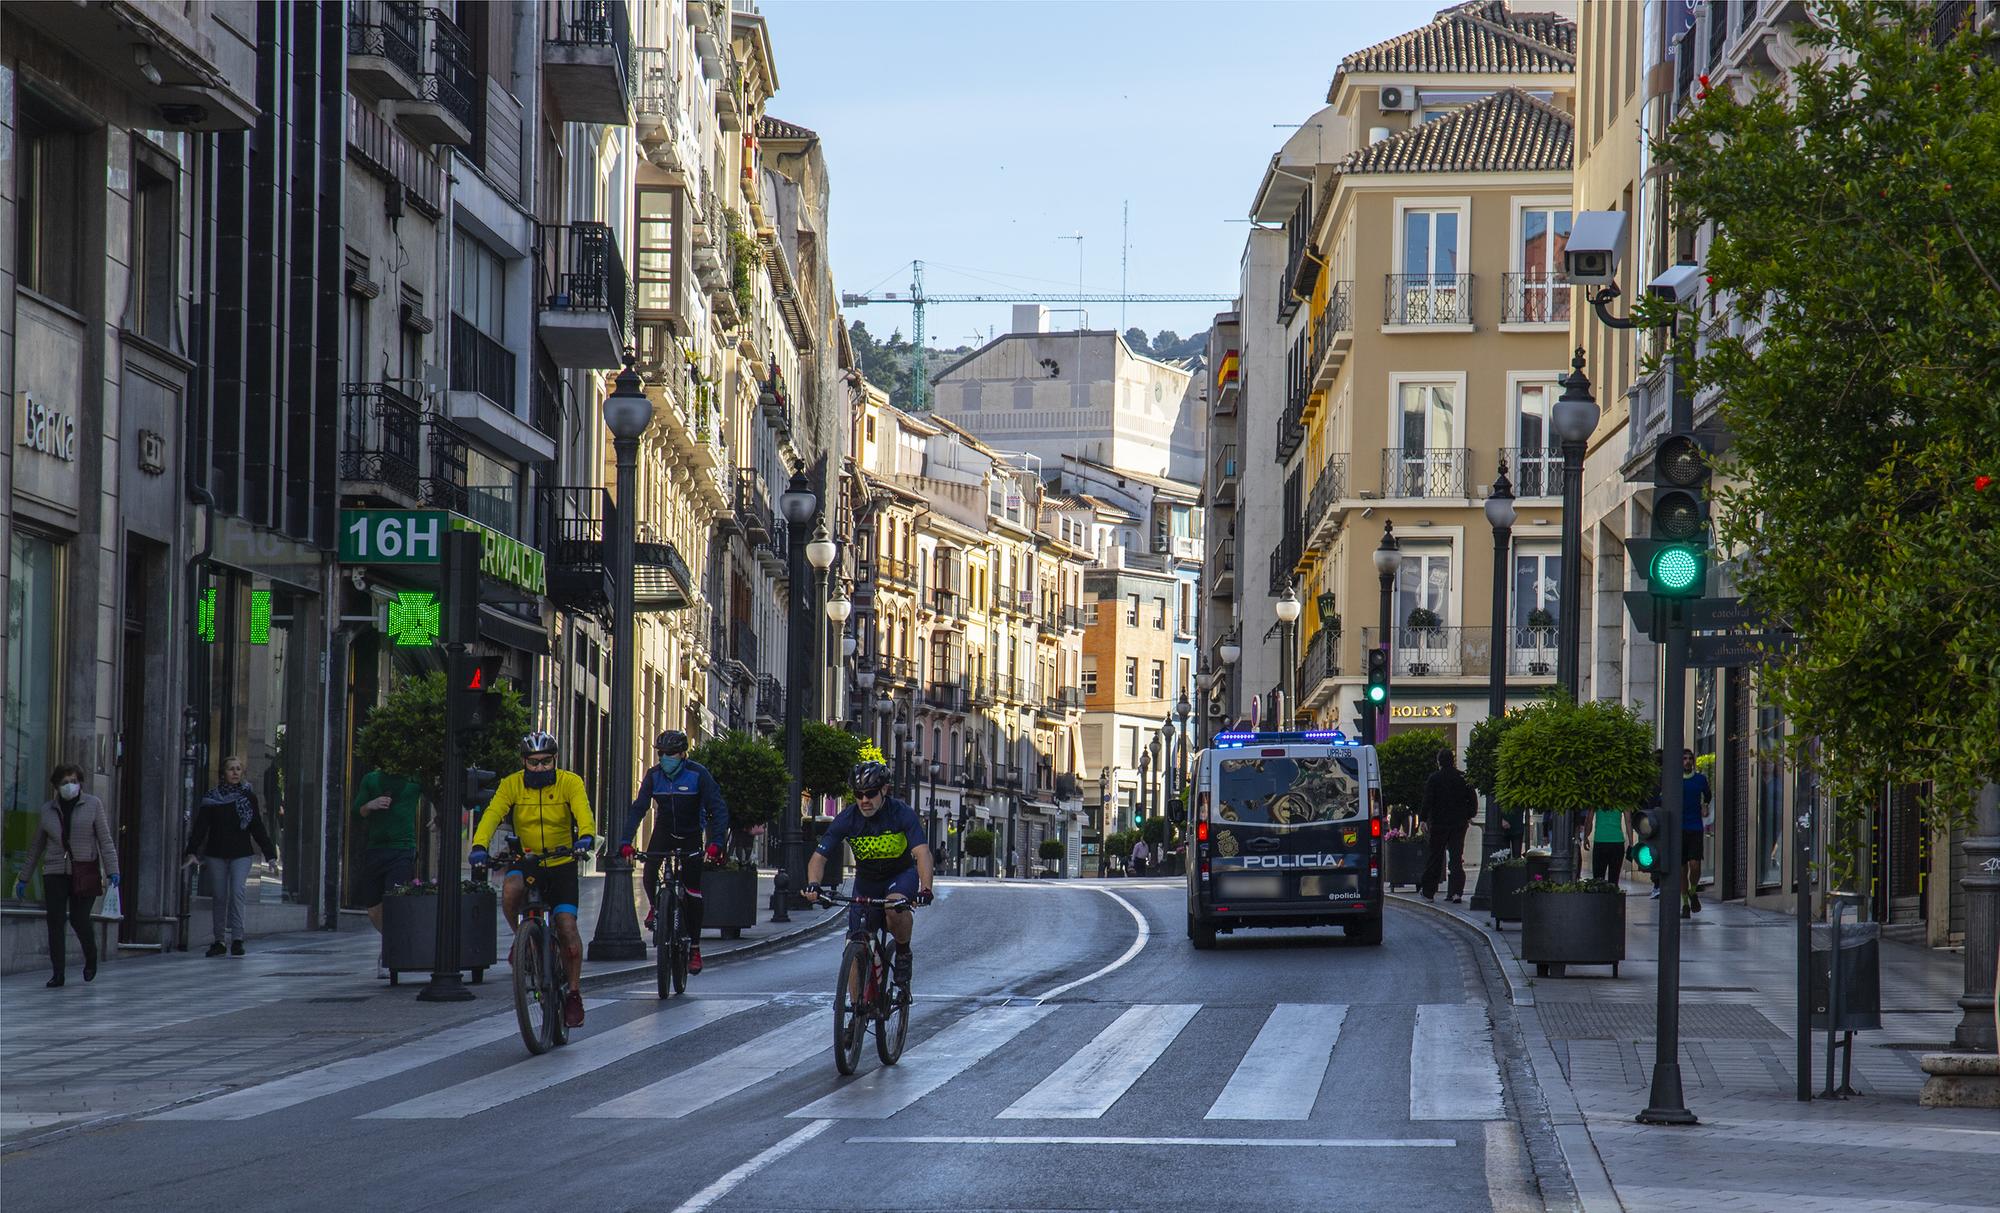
[770,864,791,924]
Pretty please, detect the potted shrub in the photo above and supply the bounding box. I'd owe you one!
[380,877,498,985]
[353,671,532,875]
[1524,608,1556,675]
[1465,710,1527,887]
[688,730,788,932]
[1497,694,1655,975]
[1383,824,1428,891]
[964,828,997,876]
[1039,836,1065,878]
[1489,856,1531,927]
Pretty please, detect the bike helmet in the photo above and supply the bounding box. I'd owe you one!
[519,730,559,758]
[851,761,892,795]
[655,729,689,756]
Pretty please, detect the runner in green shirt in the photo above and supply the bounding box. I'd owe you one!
[353,769,422,959]
[1589,807,1629,885]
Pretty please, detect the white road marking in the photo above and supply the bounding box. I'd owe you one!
[846,1135,1459,1148]
[1409,1003,1504,1121]
[577,1011,823,1119]
[363,998,762,1119]
[999,1004,1200,1120]
[148,1001,611,1120]
[1030,886,1149,1003]
[788,1005,1055,1119]
[1205,1003,1345,1121]
[671,1119,834,1213]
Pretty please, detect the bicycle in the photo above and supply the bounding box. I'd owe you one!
[812,889,917,1075]
[478,845,574,1056]
[639,845,700,999]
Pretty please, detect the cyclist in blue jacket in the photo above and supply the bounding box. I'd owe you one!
[621,731,729,974]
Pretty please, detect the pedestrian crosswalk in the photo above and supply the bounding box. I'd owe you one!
[145,996,1506,1128]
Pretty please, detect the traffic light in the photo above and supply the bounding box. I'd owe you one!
[465,766,498,811]
[451,653,505,731]
[1632,805,1668,873]
[1132,806,1144,828]
[1351,699,1375,745]
[1630,432,1712,599]
[1364,647,1389,707]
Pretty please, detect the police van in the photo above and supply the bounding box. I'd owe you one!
[1184,729,1383,948]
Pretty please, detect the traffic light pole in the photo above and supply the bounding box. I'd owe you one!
[419,531,482,1004]
[1639,603,1696,1124]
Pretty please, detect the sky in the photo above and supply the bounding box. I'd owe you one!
[757,0,1432,352]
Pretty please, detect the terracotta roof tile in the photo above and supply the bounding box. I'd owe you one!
[1341,88,1573,175]
[756,115,816,142]
[1337,1,1575,79]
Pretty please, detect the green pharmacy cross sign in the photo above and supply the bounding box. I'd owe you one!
[385,591,442,647]
[338,509,545,597]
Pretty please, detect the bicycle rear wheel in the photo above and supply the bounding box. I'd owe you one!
[832,939,869,1076]
[655,884,676,1000]
[874,952,908,1066]
[513,922,553,1055]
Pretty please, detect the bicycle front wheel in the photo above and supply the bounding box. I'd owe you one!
[832,939,869,1076]
[669,894,689,997]
[655,887,675,1000]
[513,923,553,1055]
[875,958,909,1066]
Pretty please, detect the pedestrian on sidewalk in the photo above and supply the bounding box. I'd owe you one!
[1590,805,1628,884]
[1680,748,1712,918]
[184,756,277,958]
[1129,837,1150,878]
[13,764,119,987]
[352,767,420,978]
[1419,750,1478,902]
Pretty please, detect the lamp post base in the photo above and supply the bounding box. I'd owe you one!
[587,859,647,962]
[416,975,475,1003]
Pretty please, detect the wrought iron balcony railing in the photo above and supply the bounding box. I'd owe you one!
[1501,272,1570,324]
[1508,625,1559,678]
[349,0,422,81]
[338,383,424,500]
[1379,447,1470,499]
[449,313,515,407]
[1359,625,1494,679]
[420,8,476,132]
[1384,273,1474,326]
[539,220,630,341]
[1502,446,1566,498]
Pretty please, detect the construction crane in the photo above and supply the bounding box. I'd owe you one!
[840,260,1235,411]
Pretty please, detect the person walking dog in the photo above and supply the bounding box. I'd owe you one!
[14,764,120,987]
[184,756,276,956]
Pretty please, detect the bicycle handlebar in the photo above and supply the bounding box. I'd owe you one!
[808,889,917,909]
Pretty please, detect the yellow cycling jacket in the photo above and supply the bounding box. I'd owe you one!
[473,770,596,866]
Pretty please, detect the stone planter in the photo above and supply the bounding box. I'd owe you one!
[1520,887,1625,977]
[1489,863,1530,926]
[381,887,498,985]
[702,867,758,938]
[1386,837,1429,890]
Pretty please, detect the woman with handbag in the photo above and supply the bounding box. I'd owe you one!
[183,756,276,957]
[11,763,120,987]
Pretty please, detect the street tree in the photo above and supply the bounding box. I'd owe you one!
[800,721,887,803]
[1652,0,2000,869]
[353,672,531,806]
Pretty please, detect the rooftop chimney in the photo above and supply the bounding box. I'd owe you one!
[1012,304,1051,335]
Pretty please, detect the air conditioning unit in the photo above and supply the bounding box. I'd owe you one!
[1380,85,1417,112]
[1207,698,1225,718]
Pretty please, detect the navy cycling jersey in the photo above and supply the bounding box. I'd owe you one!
[816,797,927,884]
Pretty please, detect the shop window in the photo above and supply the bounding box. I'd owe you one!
[4,534,66,902]
[16,94,86,308]
[131,161,178,343]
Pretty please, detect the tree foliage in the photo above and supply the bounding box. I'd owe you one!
[688,730,787,833]
[964,828,996,859]
[1465,710,1527,803]
[1376,729,1453,818]
[353,672,531,805]
[800,721,885,802]
[1652,0,2000,862]
[1495,695,1656,815]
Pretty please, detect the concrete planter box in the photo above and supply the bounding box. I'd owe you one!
[1489,863,1530,925]
[1520,888,1625,977]
[1386,837,1428,890]
[382,887,497,985]
[702,867,758,938]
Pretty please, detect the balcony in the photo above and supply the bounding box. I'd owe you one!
[1275,395,1305,462]
[537,221,629,369]
[632,48,686,178]
[1508,625,1560,679]
[1039,687,1084,717]
[448,315,555,463]
[875,555,914,587]
[399,9,476,146]
[1360,626,1494,680]
[734,469,773,542]
[537,486,613,615]
[932,589,967,625]
[877,655,918,687]
[1380,447,1470,499]
[994,674,1025,704]
[727,621,759,682]
[924,680,966,714]
[1503,447,1566,498]
[755,674,783,729]
[1152,533,1201,561]
[759,516,788,576]
[543,0,632,126]
[966,676,995,707]
[1213,350,1241,416]
[1210,444,1239,508]
[420,481,527,543]
[1298,626,1340,708]
[1501,272,1571,326]
[1310,283,1354,389]
[1305,454,1346,547]
[1932,0,1974,47]
[1268,534,1301,596]
[338,384,425,506]
[1062,605,1083,631]
[347,97,446,217]
[1384,274,1474,327]
[632,520,693,612]
[991,764,1025,792]
[955,762,988,790]
[348,1,422,100]
[1208,548,1235,598]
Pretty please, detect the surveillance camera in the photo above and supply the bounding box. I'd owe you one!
[1647,262,1704,304]
[1563,211,1628,287]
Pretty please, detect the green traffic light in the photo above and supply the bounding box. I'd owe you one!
[1366,684,1387,704]
[1651,545,1703,594]
[1633,842,1656,869]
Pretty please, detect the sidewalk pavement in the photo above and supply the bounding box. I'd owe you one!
[0,868,839,1147]
[1395,880,2000,1213]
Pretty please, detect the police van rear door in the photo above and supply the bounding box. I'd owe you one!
[1201,742,1378,909]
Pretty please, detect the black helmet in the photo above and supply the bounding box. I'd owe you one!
[655,730,689,757]
[851,761,891,795]
[519,730,558,757]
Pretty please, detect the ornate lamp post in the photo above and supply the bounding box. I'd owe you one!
[1471,461,1517,911]
[1550,352,1600,885]
[1274,584,1302,728]
[1218,632,1242,731]
[589,355,652,961]
[779,472,823,910]
[1372,522,1401,745]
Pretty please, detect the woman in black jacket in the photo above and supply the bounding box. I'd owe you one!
[183,756,276,956]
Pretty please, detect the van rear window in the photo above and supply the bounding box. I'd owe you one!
[1214,756,1362,825]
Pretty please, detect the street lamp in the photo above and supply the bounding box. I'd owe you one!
[1274,584,1302,729]
[1373,522,1401,746]
[1551,350,1600,886]
[779,470,820,910]
[589,353,652,961]
[927,758,944,866]
[1471,461,1517,911]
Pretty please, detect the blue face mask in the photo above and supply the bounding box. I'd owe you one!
[658,756,684,777]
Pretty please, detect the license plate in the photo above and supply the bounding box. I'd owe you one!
[1219,874,1284,899]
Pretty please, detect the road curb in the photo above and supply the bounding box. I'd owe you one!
[1391,893,1625,1213]
[576,908,845,992]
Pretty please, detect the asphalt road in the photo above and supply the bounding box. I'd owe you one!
[0,879,1556,1212]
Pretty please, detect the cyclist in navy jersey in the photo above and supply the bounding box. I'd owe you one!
[803,761,933,985]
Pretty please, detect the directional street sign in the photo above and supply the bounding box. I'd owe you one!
[1686,596,1774,632]
[1689,631,1798,669]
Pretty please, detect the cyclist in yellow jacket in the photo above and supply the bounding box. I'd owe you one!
[470,731,595,1028]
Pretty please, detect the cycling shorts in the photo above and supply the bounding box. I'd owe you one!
[848,867,920,939]
[507,859,580,917]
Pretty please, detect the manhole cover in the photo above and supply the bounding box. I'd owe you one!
[1537,1002,1785,1040]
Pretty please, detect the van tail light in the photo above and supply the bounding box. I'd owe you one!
[1371,818,1382,839]
[1197,820,1209,842]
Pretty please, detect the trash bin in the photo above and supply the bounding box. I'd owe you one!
[1810,920,1882,1032]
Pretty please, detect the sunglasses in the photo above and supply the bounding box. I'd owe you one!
[524,756,555,769]
[856,787,885,801]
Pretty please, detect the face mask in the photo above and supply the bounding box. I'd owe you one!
[58,782,81,801]
[658,756,684,777]
[522,768,556,789]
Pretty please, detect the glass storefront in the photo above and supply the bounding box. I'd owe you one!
[4,533,65,903]
[1756,697,1785,888]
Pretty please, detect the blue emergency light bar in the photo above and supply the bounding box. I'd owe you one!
[1211,729,1354,748]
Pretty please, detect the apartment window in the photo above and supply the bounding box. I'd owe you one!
[454,230,506,335]
[1153,598,1167,630]
[1084,601,1100,626]
[1514,548,1562,634]
[1403,208,1460,279]
[1514,204,1572,323]
[1126,594,1140,626]
[1514,380,1561,496]
[1179,582,1194,633]
[130,162,177,343]
[1082,657,1098,696]
[1178,656,1192,697]
[1395,546,1454,630]
[1124,658,1139,696]
[16,95,86,307]
[399,289,427,384]
[344,289,371,387]
[634,186,677,312]
[1394,382,1457,496]
[1149,661,1165,698]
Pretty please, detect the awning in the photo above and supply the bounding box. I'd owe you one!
[480,603,550,655]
